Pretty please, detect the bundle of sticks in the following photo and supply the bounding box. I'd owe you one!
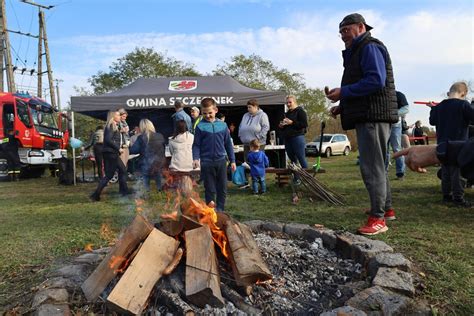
[288,162,345,206]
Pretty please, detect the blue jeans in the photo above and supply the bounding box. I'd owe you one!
[201,159,228,212]
[251,176,266,194]
[387,121,405,176]
[285,135,308,168]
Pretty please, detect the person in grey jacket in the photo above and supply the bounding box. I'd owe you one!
[239,99,270,159]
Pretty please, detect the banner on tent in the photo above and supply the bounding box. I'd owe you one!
[126,96,234,108]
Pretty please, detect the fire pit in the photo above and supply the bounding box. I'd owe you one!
[26,177,428,315]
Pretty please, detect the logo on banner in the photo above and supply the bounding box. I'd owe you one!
[168,80,197,91]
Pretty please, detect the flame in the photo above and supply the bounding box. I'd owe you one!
[160,210,178,220]
[84,243,94,252]
[185,198,229,258]
[108,255,130,274]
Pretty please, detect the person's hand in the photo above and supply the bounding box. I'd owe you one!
[230,162,236,172]
[326,88,341,102]
[329,106,341,118]
[283,118,293,125]
[393,146,439,173]
[119,148,124,154]
[192,160,200,169]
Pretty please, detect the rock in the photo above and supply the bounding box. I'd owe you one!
[39,277,77,290]
[242,220,264,232]
[336,232,393,264]
[283,223,310,237]
[372,268,415,297]
[53,265,88,283]
[31,288,69,309]
[346,286,412,316]
[74,253,101,264]
[302,227,324,241]
[320,305,367,316]
[368,253,412,277]
[320,229,337,249]
[34,303,71,316]
[261,221,284,233]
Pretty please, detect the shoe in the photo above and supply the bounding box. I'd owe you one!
[89,193,100,202]
[384,209,396,221]
[396,173,404,180]
[452,199,472,208]
[364,208,396,220]
[239,184,250,189]
[358,216,388,236]
[294,179,302,185]
[253,192,259,195]
[442,195,453,203]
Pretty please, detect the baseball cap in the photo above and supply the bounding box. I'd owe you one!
[339,13,373,31]
[191,106,200,114]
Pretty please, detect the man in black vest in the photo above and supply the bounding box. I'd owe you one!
[326,13,399,235]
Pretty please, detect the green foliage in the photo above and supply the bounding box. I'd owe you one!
[89,47,201,94]
[213,54,327,125]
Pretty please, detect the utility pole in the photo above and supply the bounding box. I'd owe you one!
[21,0,56,108]
[0,0,15,92]
[55,79,62,112]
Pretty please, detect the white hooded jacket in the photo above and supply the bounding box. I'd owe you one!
[169,132,194,172]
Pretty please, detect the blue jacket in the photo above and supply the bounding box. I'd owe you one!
[247,150,269,178]
[429,98,474,143]
[340,34,388,99]
[192,119,235,164]
[172,109,192,132]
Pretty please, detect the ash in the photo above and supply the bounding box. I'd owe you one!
[248,232,364,314]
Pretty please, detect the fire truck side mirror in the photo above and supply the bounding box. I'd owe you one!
[14,130,19,136]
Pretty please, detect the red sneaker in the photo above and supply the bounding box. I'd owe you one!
[358,216,388,236]
[384,209,396,221]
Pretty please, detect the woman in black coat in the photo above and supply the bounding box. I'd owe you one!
[90,110,130,201]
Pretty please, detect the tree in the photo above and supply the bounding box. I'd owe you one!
[214,54,329,138]
[89,47,201,94]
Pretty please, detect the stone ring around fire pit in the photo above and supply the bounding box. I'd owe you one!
[28,220,431,315]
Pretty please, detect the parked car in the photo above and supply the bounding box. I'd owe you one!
[305,134,351,157]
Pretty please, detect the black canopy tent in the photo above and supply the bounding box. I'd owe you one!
[70,75,287,141]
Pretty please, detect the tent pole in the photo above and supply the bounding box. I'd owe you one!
[71,111,76,185]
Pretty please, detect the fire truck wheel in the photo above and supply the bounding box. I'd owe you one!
[0,153,9,182]
[21,167,45,178]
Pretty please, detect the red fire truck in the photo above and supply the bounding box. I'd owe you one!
[0,92,69,178]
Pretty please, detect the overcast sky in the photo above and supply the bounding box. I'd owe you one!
[5,0,474,126]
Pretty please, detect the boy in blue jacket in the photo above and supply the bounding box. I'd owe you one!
[247,139,269,195]
[192,98,236,211]
[429,81,474,207]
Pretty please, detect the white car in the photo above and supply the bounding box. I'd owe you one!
[305,134,351,157]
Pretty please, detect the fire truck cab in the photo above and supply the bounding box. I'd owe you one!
[0,92,69,178]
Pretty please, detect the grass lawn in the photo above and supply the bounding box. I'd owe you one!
[0,154,473,314]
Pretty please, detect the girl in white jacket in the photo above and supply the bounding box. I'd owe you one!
[169,120,194,172]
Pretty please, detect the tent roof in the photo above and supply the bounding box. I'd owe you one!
[70,75,286,112]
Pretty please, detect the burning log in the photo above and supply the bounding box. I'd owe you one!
[156,288,195,316]
[107,228,180,315]
[224,218,272,286]
[163,247,184,276]
[181,214,203,231]
[185,226,224,308]
[81,214,154,301]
